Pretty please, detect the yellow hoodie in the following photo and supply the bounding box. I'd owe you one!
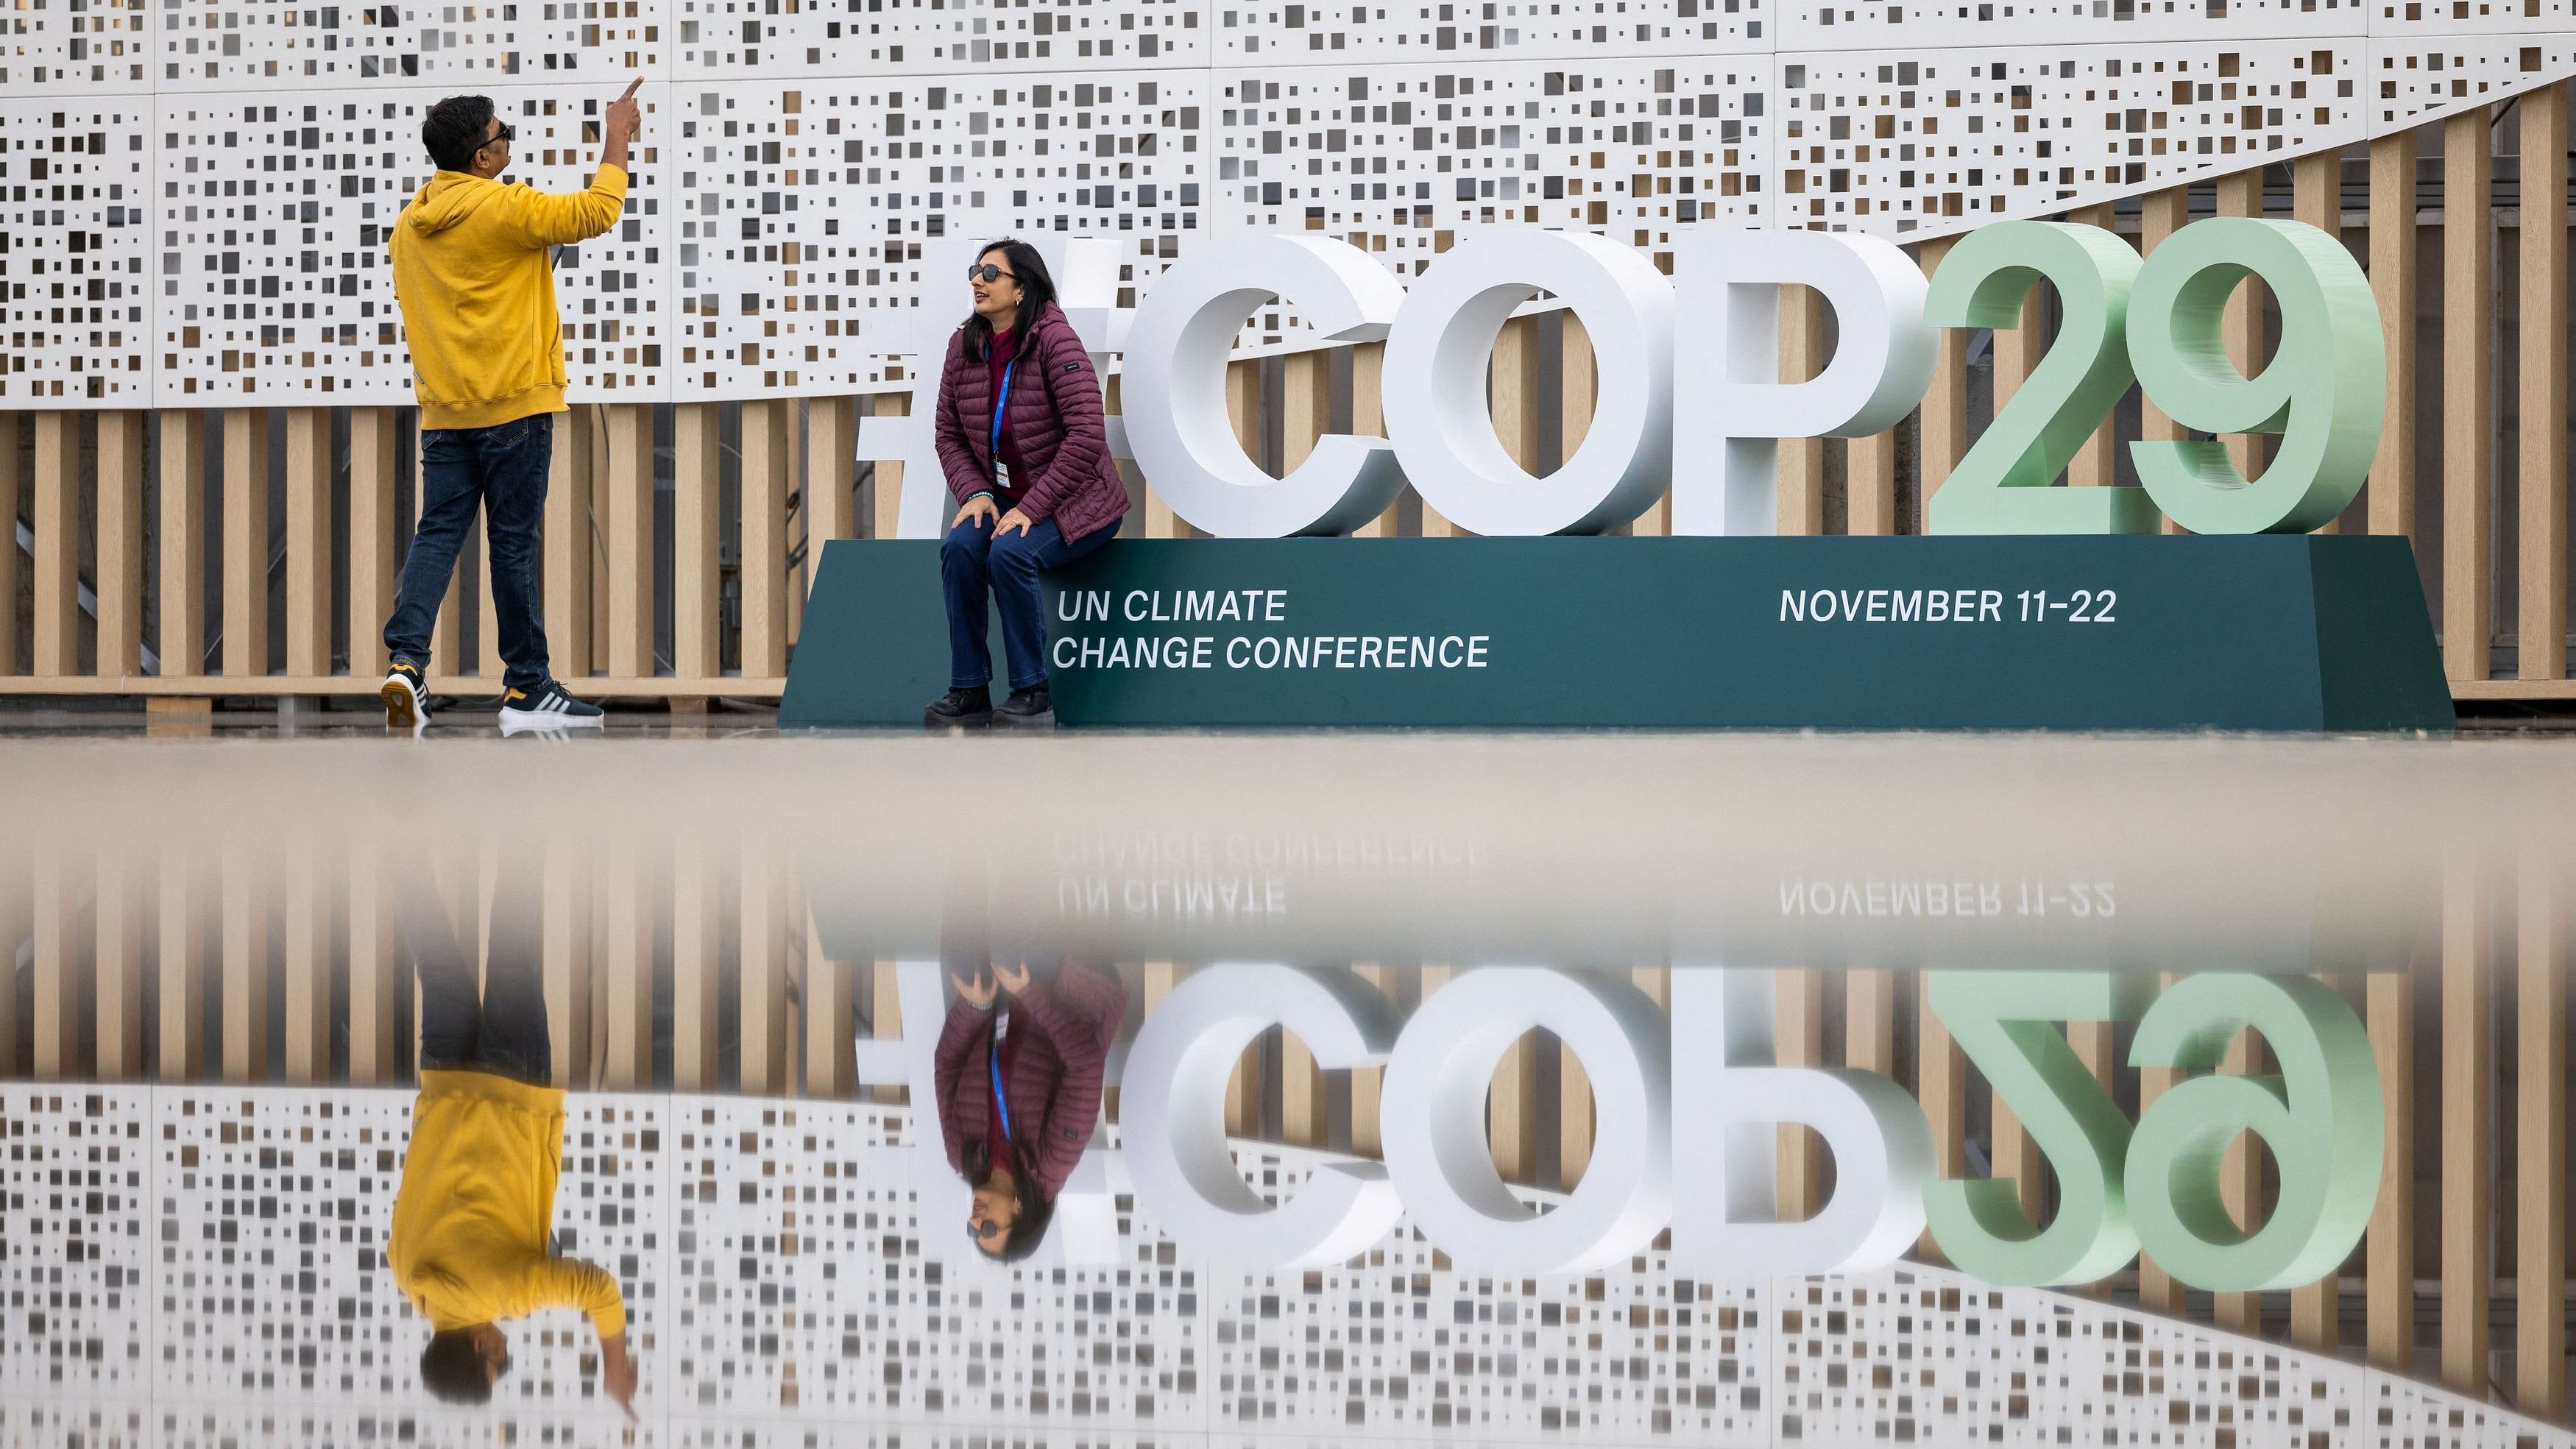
[389,166,628,431]
[388,1070,627,1339]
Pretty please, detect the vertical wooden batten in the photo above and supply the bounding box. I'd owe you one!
[806,395,859,587]
[1916,237,1970,530]
[31,411,79,677]
[2369,134,2421,541]
[544,406,596,681]
[603,403,657,681]
[740,397,793,681]
[222,409,269,678]
[0,411,19,673]
[284,408,334,679]
[1777,289,1828,536]
[673,403,724,680]
[348,408,400,680]
[95,412,147,679]
[2520,83,2569,681]
[2444,108,2496,681]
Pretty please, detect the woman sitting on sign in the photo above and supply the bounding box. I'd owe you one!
[927,239,1132,730]
[934,957,1128,1261]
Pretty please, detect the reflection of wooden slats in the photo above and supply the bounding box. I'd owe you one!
[283,845,332,1084]
[158,846,206,1083]
[2516,858,2565,1420]
[740,837,791,1095]
[1350,963,1390,1155]
[873,960,908,1105]
[2442,857,2491,1393]
[805,913,853,1099]
[1915,971,1966,1261]
[2212,1028,2263,1333]
[96,851,144,1080]
[1777,968,1825,1219]
[545,844,594,1088]
[348,843,397,1085]
[222,846,267,1083]
[2367,958,2416,1370]
[673,838,722,1092]
[1489,1027,1539,1186]
[32,846,85,1078]
[2137,971,2184,1314]
[2067,1019,2114,1297]
[601,839,654,1091]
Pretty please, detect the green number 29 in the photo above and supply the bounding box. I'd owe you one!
[1925,218,2385,536]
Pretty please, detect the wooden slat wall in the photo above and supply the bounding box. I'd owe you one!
[2516,857,2566,1418]
[2522,85,2569,682]
[2445,110,2497,683]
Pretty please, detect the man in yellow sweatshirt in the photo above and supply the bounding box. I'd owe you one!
[389,858,640,1414]
[381,84,640,733]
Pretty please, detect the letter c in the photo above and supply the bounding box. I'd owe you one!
[1122,235,1408,536]
[1121,966,1406,1267]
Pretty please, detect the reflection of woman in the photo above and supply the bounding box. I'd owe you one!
[924,238,1130,731]
[935,959,1128,1260]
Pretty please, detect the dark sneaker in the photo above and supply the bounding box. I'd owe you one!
[381,663,430,730]
[996,682,1055,729]
[498,679,604,731]
[924,686,994,729]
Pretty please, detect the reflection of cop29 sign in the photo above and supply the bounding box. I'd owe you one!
[1116,967,2382,1292]
[1104,217,2385,540]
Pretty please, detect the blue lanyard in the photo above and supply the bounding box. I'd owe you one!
[988,358,1017,466]
[988,1029,1013,1144]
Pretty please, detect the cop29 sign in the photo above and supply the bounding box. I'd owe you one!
[880,218,2385,542]
[1109,966,2382,1292]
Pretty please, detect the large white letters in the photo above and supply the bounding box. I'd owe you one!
[1671,231,1936,536]
[1120,963,1407,1266]
[1666,968,1935,1276]
[1380,231,1674,536]
[1122,237,1409,536]
[1379,968,1671,1274]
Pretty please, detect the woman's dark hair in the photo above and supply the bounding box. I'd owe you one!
[422,96,498,174]
[963,239,1055,363]
[993,1182,1055,1262]
[420,1328,496,1405]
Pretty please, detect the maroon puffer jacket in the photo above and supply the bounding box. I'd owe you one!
[933,965,1128,1200]
[933,302,1131,545]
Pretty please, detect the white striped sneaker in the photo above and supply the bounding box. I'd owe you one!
[381,663,431,730]
[498,679,604,731]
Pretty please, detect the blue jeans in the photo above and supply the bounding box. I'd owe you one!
[941,512,1113,691]
[384,411,553,692]
[398,846,551,1086]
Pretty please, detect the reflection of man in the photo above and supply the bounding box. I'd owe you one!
[387,860,640,1414]
[378,82,640,731]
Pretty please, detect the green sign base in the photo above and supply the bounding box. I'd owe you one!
[779,534,2453,731]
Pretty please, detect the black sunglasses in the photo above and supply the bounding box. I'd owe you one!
[967,262,1017,283]
[484,121,516,149]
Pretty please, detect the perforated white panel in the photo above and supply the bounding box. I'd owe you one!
[0,100,156,405]
[151,82,673,406]
[673,0,1208,77]
[4,1083,2565,1449]
[673,72,1204,398]
[152,0,661,93]
[0,0,152,92]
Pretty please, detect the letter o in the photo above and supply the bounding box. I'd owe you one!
[1379,968,1671,1274]
[1381,231,1674,536]
[1121,966,1406,1268]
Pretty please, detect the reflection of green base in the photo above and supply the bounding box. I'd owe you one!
[779,534,2453,731]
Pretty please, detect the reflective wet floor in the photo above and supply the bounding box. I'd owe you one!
[2,729,2571,1448]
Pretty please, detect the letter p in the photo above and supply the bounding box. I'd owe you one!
[1671,231,1935,536]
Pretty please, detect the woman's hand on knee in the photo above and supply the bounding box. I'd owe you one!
[953,495,999,531]
[995,507,1034,539]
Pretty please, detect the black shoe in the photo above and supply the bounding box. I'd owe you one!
[925,686,994,729]
[996,682,1055,729]
[381,662,430,730]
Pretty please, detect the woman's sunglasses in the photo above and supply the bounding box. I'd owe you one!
[967,263,1017,283]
